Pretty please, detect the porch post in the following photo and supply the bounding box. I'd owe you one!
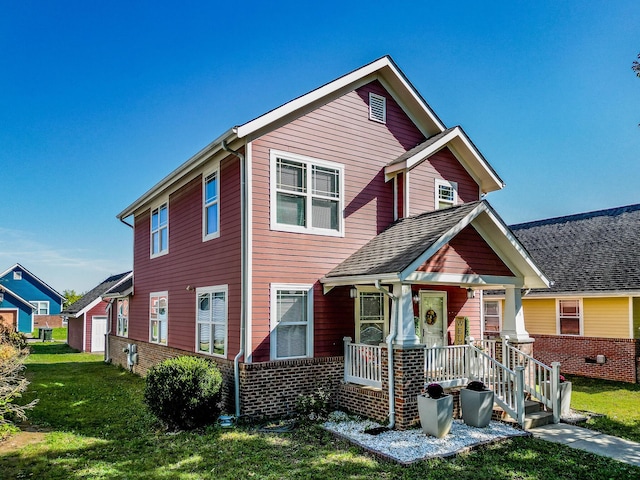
[391,283,420,346]
[501,286,531,342]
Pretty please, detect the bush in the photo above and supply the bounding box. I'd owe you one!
[466,380,488,391]
[143,356,223,431]
[426,383,445,399]
[295,388,332,423]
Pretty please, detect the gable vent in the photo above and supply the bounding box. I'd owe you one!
[369,93,386,124]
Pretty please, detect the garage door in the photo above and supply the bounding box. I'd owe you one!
[91,316,107,352]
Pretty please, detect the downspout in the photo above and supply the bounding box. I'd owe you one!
[375,280,398,429]
[104,299,114,363]
[115,217,133,363]
[222,139,247,419]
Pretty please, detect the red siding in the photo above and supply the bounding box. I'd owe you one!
[67,316,84,351]
[250,81,426,361]
[130,155,242,358]
[418,225,514,277]
[408,147,480,216]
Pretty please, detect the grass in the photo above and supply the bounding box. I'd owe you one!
[0,344,638,479]
[568,375,640,442]
[33,327,67,342]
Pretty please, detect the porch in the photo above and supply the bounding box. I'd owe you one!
[340,336,563,430]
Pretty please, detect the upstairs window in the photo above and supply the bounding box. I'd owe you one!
[436,179,458,209]
[369,93,386,123]
[151,202,169,257]
[270,150,343,236]
[13,271,22,280]
[558,299,581,335]
[30,301,49,315]
[203,170,220,240]
[117,298,129,337]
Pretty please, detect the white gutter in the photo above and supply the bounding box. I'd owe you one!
[221,139,247,419]
[375,279,398,429]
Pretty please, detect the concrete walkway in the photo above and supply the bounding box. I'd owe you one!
[530,423,640,467]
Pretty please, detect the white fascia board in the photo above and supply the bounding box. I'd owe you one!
[74,296,107,319]
[236,56,445,140]
[1,263,65,300]
[403,271,524,288]
[472,207,550,289]
[1,286,37,311]
[521,290,640,300]
[320,273,400,288]
[399,202,487,281]
[118,128,236,219]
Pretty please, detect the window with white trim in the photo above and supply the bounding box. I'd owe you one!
[117,298,129,337]
[196,285,227,357]
[483,300,501,338]
[149,292,168,344]
[369,93,386,123]
[270,150,343,236]
[435,179,458,209]
[151,202,168,257]
[30,301,49,315]
[558,299,581,335]
[270,284,313,360]
[13,271,22,280]
[355,287,389,345]
[203,170,220,240]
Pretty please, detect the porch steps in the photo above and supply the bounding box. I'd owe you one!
[492,400,554,430]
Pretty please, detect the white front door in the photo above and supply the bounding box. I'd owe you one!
[91,316,107,352]
[419,291,447,347]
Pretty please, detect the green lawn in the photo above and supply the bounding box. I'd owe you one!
[0,344,638,479]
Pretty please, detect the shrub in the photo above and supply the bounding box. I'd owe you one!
[426,383,445,399]
[466,380,488,391]
[144,356,223,431]
[295,388,332,423]
[0,326,37,427]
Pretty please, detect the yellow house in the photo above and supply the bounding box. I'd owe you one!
[484,204,640,383]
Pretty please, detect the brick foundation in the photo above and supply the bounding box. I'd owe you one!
[531,334,639,383]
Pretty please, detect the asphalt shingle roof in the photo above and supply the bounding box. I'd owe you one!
[325,201,482,278]
[387,127,457,166]
[61,271,132,315]
[510,204,640,294]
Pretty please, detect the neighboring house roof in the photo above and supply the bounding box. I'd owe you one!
[62,271,132,317]
[0,286,37,311]
[322,201,549,289]
[510,203,640,296]
[384,126,504,193]
[117,56,503,220]
[0,263,65,302]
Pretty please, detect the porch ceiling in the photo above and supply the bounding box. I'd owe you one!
[321,201,549,290]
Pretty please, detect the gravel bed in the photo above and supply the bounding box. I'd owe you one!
[323,413,528,464]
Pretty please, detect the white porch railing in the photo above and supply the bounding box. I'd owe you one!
[343,337,382,389]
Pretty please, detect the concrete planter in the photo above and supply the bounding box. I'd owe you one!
[559,381,572,416]
[417,394,453,438]
[460,388,494,427]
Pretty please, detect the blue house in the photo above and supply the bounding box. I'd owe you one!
[0,263,65,333]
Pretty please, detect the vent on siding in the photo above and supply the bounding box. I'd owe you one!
[369,93,386,124]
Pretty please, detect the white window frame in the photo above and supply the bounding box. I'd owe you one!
[435,179,458,209]
[149,291,168,345]
[369,92,387,124]
[270,150,345,237]
[116,298,129,337]
[13,271,22,280]
[557,298,583,336]
[30,301,49,315]
[483,299,502,338]
[270,284,313,360]
[150,201,169,258]
[195,285,228,358]
[202,168,220,241]
[354,286,389,345]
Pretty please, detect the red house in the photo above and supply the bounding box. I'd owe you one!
[108,57,553,429]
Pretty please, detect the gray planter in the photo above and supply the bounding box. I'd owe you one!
[559,381,572,416]
[417,394,453,438]
[460,388,494,427]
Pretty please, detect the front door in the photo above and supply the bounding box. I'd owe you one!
[419,291,447,347]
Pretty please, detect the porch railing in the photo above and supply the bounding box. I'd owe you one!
[343,337,382,389]
[503,339,561,423]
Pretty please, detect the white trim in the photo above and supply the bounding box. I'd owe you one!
[392,176,398,221]
[270,283,314,360]
[435,179,458,209]
[195,284,228,358]
[630,296,634,339]
[0,263,65,301]
[30,300,50,315]
[269,149,345,237]
[149,291,168,345]
[0,287,37,311]
[405,272,524,288]
[368,92,386,123]
[354,285,390,344]
[482,297,503,337]
[246,141,254,363]
[82,313,86,352]
[556,298,583,336]
[71,296,106,319]
[150,199,169,258]
[116,297,129,338]
[202,165,221,242]
[404,170,410,218]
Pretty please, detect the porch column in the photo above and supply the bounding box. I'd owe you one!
[392,283,420,346]
[501,286,531,342]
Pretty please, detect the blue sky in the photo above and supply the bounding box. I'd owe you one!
[1,1,638,293]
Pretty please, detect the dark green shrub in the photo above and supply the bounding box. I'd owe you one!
[295,388,332,423]
[426,383,445,399]
[144,356,223,430]
[466,380,488,391]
